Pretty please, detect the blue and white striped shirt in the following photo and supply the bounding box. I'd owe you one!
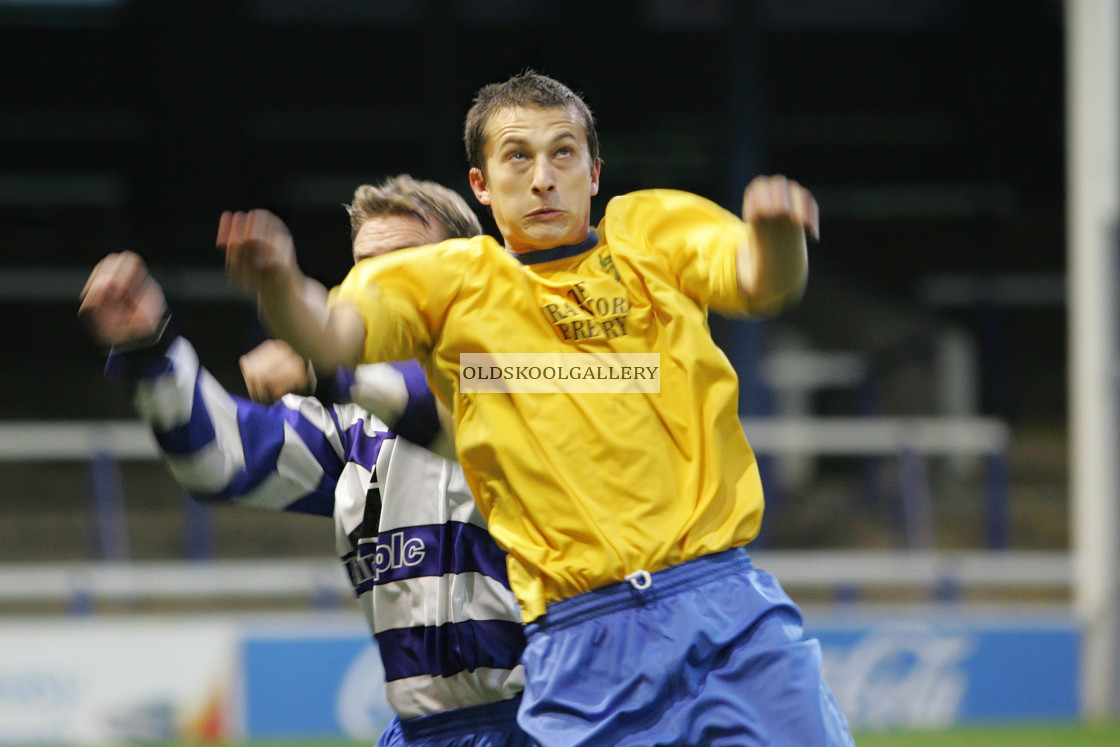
[109,336,525,719]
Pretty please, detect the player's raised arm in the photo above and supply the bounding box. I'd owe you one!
[216,209,367,372]
[737,175,818,316]
[111,333,343,516]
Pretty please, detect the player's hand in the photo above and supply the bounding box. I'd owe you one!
[216,209,299,298]
[742,175,819,242]
[79,251,168,347]
[240,339,314,404]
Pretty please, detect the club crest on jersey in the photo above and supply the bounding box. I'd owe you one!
[345,530,426,591]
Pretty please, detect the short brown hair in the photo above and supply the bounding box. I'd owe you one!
[464,71,600,173]
[345,175,482,241]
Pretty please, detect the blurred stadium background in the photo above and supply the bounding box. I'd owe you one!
[1,0,1117,744]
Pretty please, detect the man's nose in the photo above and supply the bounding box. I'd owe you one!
[531,160,556,193]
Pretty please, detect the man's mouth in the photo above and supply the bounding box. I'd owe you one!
[528,208,562,218]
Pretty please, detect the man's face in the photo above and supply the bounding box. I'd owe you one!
[352,214,445,263]
[469,106,601,254]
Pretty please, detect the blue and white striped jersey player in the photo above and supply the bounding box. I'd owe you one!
[79,177,533,747]
[219,73,856,746]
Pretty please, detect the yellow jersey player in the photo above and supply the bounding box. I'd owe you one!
[219,72,854,747]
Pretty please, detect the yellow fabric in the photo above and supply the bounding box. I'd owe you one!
[331,189,765,621]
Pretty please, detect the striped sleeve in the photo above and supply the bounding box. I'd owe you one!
[316,361,442,449]
[113,336,356,517]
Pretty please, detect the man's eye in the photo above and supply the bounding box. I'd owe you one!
[557,147,572,157]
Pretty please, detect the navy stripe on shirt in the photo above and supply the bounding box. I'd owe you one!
[376,619,527,682]
[154,374,218,456]
[387,360,441,447]
[346,420,390,472]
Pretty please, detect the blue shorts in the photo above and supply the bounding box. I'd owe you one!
[518,547,854,747]
[376,695,534,747]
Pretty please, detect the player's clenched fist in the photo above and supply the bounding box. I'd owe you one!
[240,339,313,404]
[79,251,168,347]
[742,175,819,242]
[217,209,298,297]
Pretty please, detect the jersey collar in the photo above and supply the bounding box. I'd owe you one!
[511,231,598,265]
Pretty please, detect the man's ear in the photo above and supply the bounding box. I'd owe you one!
[469,167,491,206]
[590,159,601,197]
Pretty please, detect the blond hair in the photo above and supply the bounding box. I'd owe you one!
[345,175,482,241]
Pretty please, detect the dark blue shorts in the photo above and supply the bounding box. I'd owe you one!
[518,547,854,746]
[376,695,533,747]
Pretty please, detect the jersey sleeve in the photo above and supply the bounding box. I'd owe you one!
[316,361,442,449]
[107,335,356,517]
[328,239,472,365]
[605,189,754,316]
